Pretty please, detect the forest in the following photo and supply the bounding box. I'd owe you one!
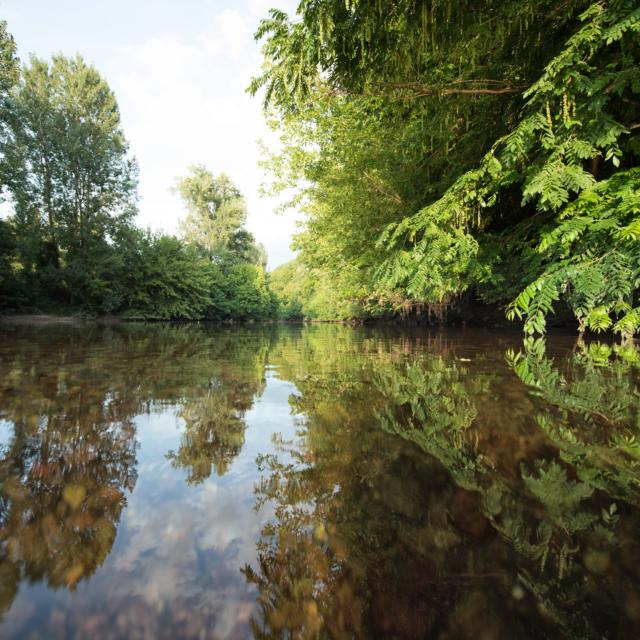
[263,0,640,337]
[0,24,274,320]
[1,1,639,336]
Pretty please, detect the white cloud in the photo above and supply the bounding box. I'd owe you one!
[1,0,300,268]
[106,2,300,269]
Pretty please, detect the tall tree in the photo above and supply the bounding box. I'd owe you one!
[0,20,18,195]
[4,54,137,271]
[0,23,20,307]
[176,165,266,266]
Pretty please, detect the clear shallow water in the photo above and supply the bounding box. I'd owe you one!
[0,324,638,639]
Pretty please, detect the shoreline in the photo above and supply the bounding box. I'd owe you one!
[0,314,122,326]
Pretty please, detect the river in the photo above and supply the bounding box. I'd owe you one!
[0,324,638,639]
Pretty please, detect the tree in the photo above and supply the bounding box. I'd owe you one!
[0,20,18,194]
[118,231,216,320]
[0,218,23,309]
[0,24,277,320]
[176,165,266,266]
[252,0,640,336]
[250,0,587,112]
[3,54,137,299]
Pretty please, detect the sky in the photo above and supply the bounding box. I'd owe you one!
[0,0,300,269]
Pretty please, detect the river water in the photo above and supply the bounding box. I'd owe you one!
[0,323,638,639]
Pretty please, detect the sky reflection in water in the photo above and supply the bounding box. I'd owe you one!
[0,324,639,639]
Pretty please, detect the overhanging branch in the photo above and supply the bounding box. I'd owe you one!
[380,81,526,97]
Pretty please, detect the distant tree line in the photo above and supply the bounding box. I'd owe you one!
[0,22,275,320]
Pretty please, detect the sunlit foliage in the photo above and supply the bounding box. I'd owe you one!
[254,1,640,334]
[0,27,275,321]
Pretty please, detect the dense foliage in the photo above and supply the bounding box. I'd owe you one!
[269,256,361,319]
[0,25,274,321]
[253,0,640,335]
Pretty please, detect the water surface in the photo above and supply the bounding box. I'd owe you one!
[0,324,639,639]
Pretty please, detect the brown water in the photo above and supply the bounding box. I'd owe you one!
[0,324,639,639]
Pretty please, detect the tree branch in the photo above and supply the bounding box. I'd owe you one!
[380,81,526,97]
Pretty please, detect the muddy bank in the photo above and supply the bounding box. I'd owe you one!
[0,314,122,326]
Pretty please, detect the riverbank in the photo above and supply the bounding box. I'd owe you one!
[0,314,123,325]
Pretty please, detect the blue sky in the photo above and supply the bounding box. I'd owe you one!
[0,0,299,268]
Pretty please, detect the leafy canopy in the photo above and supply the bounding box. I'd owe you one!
[253,0,640,335]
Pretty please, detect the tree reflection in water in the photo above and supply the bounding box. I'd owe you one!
[245,329,640,640]
[167,340,268,482]
[0,325,639,639]
[0,324,274,628]
[0,331,139,615]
